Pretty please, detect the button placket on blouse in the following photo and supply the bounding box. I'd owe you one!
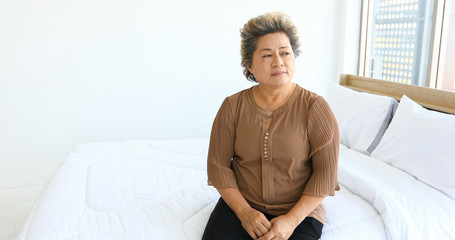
[264,132,269,160]
[262,116,275,204]
[261,118,272,203]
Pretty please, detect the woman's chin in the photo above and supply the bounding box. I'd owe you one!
[259,79,292,88]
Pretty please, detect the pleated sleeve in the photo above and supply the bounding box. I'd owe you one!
[206,97,238,189]
[303,96,340,197]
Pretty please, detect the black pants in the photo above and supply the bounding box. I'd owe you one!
[202,198,323,240]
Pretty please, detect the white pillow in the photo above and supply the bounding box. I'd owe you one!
[371,95,455,200]
[183,201,217,240]
[326,82,397,154]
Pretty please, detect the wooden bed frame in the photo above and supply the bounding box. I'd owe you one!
[339,74,455,115]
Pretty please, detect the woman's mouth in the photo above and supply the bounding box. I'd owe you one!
[272,71,286,76]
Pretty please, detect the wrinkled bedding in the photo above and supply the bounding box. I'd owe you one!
[338,145,455,239]
[16,139,454,240]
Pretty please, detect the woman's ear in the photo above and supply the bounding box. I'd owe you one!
[247,64,253,76]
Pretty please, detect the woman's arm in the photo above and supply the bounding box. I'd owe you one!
[258,194,324,240]
[218,188,272,239]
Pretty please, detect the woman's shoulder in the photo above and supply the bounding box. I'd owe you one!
[227,87,251,100]
[223,87,252,107]
[295,85,324,104]
[214,87,253,117]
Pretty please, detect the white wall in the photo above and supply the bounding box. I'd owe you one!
[0,0,346,187]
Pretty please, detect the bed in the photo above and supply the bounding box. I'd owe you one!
[16,74,455,240]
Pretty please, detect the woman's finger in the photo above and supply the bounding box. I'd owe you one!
[256,222,270,235]
[248,229,258,240]
[262,219,272,230]
[258,230,275,240]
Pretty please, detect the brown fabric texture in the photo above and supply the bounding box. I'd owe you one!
[207,85,340,223]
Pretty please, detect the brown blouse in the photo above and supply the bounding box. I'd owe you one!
[207,85,340,223]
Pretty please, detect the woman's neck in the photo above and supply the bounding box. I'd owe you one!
[253,82,296,111]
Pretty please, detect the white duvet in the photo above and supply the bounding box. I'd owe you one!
[338,146,455,240]
[16,139,455,240]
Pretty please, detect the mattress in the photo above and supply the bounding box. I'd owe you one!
[16,139,455,239]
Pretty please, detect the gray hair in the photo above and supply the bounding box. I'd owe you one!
[240,12,301,82]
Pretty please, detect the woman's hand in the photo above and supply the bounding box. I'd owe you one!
[237,206,272,239]
[258,215,297,240]
[259,194,325,240]
[217,188,272,239]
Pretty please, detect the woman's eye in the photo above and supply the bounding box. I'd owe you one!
[282,52,290,56]
[262,54,272,58]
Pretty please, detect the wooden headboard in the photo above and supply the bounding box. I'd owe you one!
[339,74,455,115]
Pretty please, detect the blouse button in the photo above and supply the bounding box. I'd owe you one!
[265,136,268,140]
[264,151,268,154]
[265,132,269,136]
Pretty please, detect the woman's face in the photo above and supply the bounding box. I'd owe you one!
[248,31,295,88]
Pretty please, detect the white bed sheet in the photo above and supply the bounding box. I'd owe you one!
[16,139,453,240]
[17,140,219,240]
[338,145,455,240]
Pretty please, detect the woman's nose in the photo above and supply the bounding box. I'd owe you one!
[272,54,284,67]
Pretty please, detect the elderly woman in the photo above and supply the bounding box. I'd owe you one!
[202,12,339,240]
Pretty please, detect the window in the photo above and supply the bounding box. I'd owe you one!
[437,0,455,90]
[359,0,455,91]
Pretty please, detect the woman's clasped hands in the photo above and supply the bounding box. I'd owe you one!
[258,215,297,240]
[237,206,296,240]
[237,206,271,239]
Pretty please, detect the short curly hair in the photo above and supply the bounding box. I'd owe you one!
[240,12,302,82]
